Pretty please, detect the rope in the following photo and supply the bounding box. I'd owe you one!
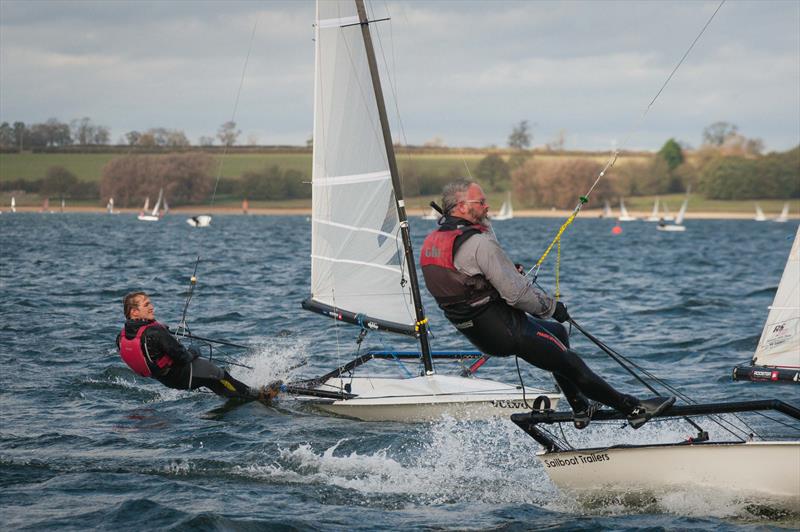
[175,17,259,333]
[528,1,725,286]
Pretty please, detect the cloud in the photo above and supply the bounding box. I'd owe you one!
[0,0,797,151]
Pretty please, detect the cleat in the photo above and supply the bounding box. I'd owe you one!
[573,402,600,430]
[627,396,676,429]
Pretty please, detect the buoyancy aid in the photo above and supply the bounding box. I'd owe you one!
[420,217,500,316]
[118,322,173,377]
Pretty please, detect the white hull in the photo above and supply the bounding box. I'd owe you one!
[187,215,212,227]
[137,214,160,222]
[305,374,559,422]
[657,224,685,232]
[538,441,800,508]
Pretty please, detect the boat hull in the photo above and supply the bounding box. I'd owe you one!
[657,224,685,231]
[306,374,560,422]
[538,441,800,508]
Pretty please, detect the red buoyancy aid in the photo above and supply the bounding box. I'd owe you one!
[419,223,500,310]
[118,322,173,377]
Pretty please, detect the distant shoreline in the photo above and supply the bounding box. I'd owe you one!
[4,205,797,220]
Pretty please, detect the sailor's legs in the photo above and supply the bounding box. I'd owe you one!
[187,358,259,400]
[453,303,637,415]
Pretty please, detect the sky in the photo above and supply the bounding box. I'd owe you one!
[1,0,798,152]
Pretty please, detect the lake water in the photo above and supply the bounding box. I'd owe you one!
[1,212,798,530]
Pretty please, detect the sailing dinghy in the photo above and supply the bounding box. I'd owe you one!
[511,400,800,508]
[421,207,439,220]
[645,198,660,222]
[656,197,687,232]
[187,215,212,227]
[288,0,559,422]
[492,192,514,221]
[138,189,165,222]
[617,199,637,221]
[754,203,767,222]
[733,226,800,382]
[774,202,790,223]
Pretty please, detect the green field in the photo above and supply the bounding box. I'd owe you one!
[0,150,649,184]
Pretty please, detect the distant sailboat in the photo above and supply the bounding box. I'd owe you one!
[657,197,688,232]
[60,198,65,213]
[187,215,212,227]
[421,206,439,220]
[774,202,789,223]
[618,198,637,221]
[733,225,800,382]
[601,200,613,218]
[137,189,165,222]
[106,198,118,214]
[645,198,661,222]
[11,196,16,213]
[242,199,249,215]
[492,192,514,221]
[754,203,767,222]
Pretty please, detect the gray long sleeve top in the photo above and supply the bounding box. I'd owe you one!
[453,232,556,318]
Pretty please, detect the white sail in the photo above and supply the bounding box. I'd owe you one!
[618,198,637,221]
[421,207,438,220]
[674,198,688,225]
[107,198,115,214]
[142,197,150,213]
[151,188,163,217]
[646,198,660,222]
[774,202,789,223]
[308,0,414,328]
[753,226,800,369]
[602,200,613,218]
[754,203,766,221]
[493,192,514,221]
[661,202,674,221]
[11,197,16,213]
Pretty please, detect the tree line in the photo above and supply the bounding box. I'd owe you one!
[0,118,243,151]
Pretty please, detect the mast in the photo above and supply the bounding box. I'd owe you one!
[355,0,434,374]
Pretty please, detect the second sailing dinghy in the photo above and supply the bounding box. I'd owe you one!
[290,0,559,422]
[492,192,514,221]
[734,226,800,382]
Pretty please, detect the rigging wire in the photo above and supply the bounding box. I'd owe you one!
[173,16,259,349]
[528,0,726,284]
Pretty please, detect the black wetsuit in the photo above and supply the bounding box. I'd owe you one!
[422,217,638,415]
[117,319,258,400]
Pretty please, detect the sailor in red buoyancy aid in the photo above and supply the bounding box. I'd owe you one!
[117,291,280,402]
[419,180,674,430]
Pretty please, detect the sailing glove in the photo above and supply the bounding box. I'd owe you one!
[552,301,570,323]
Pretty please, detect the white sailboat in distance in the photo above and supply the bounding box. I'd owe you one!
[288,0,559,422]
[774,202,789,223]
[734,225,800,382]
[645,198,660,222]
[601,200,613,218]
[656,197,688,232]
[137,189,165,221]
[617,198,637,221]
[11,196,16,213]
[492,192,514,221]
[421,206,439,220]
[754,203,766,221]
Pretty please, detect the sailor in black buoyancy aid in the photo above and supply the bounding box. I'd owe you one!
[117,291,280,403]
[420,180,674,429]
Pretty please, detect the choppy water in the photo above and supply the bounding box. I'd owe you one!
[1,213,798,531]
